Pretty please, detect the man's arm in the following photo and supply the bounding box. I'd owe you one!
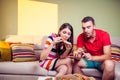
[92,45,111,62]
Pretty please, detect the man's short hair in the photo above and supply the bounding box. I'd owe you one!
[82,16,95,25]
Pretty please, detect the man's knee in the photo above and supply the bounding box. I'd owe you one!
[115,62,120,79]
[103,60,115,71]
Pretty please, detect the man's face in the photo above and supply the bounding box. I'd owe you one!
[82,21,95,38]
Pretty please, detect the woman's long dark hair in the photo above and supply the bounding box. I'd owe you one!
[56,23,73,56]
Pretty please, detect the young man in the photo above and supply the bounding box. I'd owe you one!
[73,16,114,80]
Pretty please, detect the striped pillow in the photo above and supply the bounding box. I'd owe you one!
[111,44,120,62]
[11,43,37,62]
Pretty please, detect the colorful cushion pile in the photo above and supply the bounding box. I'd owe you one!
[111,44,120,62]
[11,43,37,62]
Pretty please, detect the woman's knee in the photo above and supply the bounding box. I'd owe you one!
[65,58,72,65]
[56,65,68,76]
[74,59,86,67]
[60,65,68,72]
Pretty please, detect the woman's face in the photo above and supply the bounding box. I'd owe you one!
[59,27,71,41]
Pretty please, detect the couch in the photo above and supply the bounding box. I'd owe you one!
[0,35,120,80]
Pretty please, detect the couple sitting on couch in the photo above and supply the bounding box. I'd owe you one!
[40,16,114,80]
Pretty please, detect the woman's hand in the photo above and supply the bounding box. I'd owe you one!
[63,41,72,51]
[53,37,63,45]
[59,41,72,59]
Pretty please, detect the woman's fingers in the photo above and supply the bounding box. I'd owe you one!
[53,37,63,44]
[63,40,71,45]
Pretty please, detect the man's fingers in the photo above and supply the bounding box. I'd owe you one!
[82,54,85,58]
[73,51,78,56]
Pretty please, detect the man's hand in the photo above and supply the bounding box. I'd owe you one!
[73,50,82,60]
[82,52,93,60]
[73,48,84,57]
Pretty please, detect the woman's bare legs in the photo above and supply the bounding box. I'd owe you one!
[55,58,72,76]
[56,65,67,77]
[73,59,86,74]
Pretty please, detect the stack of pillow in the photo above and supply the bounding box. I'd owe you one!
[11,43,37,62]
[0,41,37,62]
[0,35,48,62]
[111,44,120,62]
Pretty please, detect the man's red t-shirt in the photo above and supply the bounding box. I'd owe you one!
[77,29,111,56]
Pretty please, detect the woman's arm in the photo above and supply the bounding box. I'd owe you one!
[60,41,72,58]
[40,36,63,60]
[40,42,54,60]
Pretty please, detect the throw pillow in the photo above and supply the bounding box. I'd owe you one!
[111,44,120,62]
[11,43,37,62]
[0,41,11,61]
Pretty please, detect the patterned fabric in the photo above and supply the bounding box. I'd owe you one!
[11,43,37,62]
[111,44,120,62]
[40,58,58,70]
[43,33,58,59]
[40,33,59,70]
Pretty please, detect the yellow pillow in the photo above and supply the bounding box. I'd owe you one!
[0,41,11,61]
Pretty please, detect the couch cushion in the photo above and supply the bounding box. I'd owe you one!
[11,43,37,62]
[115,62,120,80]
[0,41,11,61]
[5,35,48,50]
[0,74,38,80]
[48,70,57,76]
[0,61,48,76]
[81,68,102,78]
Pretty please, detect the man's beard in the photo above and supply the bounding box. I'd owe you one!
[85,32,94,39]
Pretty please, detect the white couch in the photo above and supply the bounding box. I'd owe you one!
[0,35,120,80]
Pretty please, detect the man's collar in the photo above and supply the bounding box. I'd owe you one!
[84,29,98,43]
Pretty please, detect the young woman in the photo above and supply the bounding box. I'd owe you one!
[40,23,73,77]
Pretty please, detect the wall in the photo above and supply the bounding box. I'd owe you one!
[0,0,17,40]
[0,0,120,39]
[0,2,1,36]
[39,0,120,37]
[18,0,58,36]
